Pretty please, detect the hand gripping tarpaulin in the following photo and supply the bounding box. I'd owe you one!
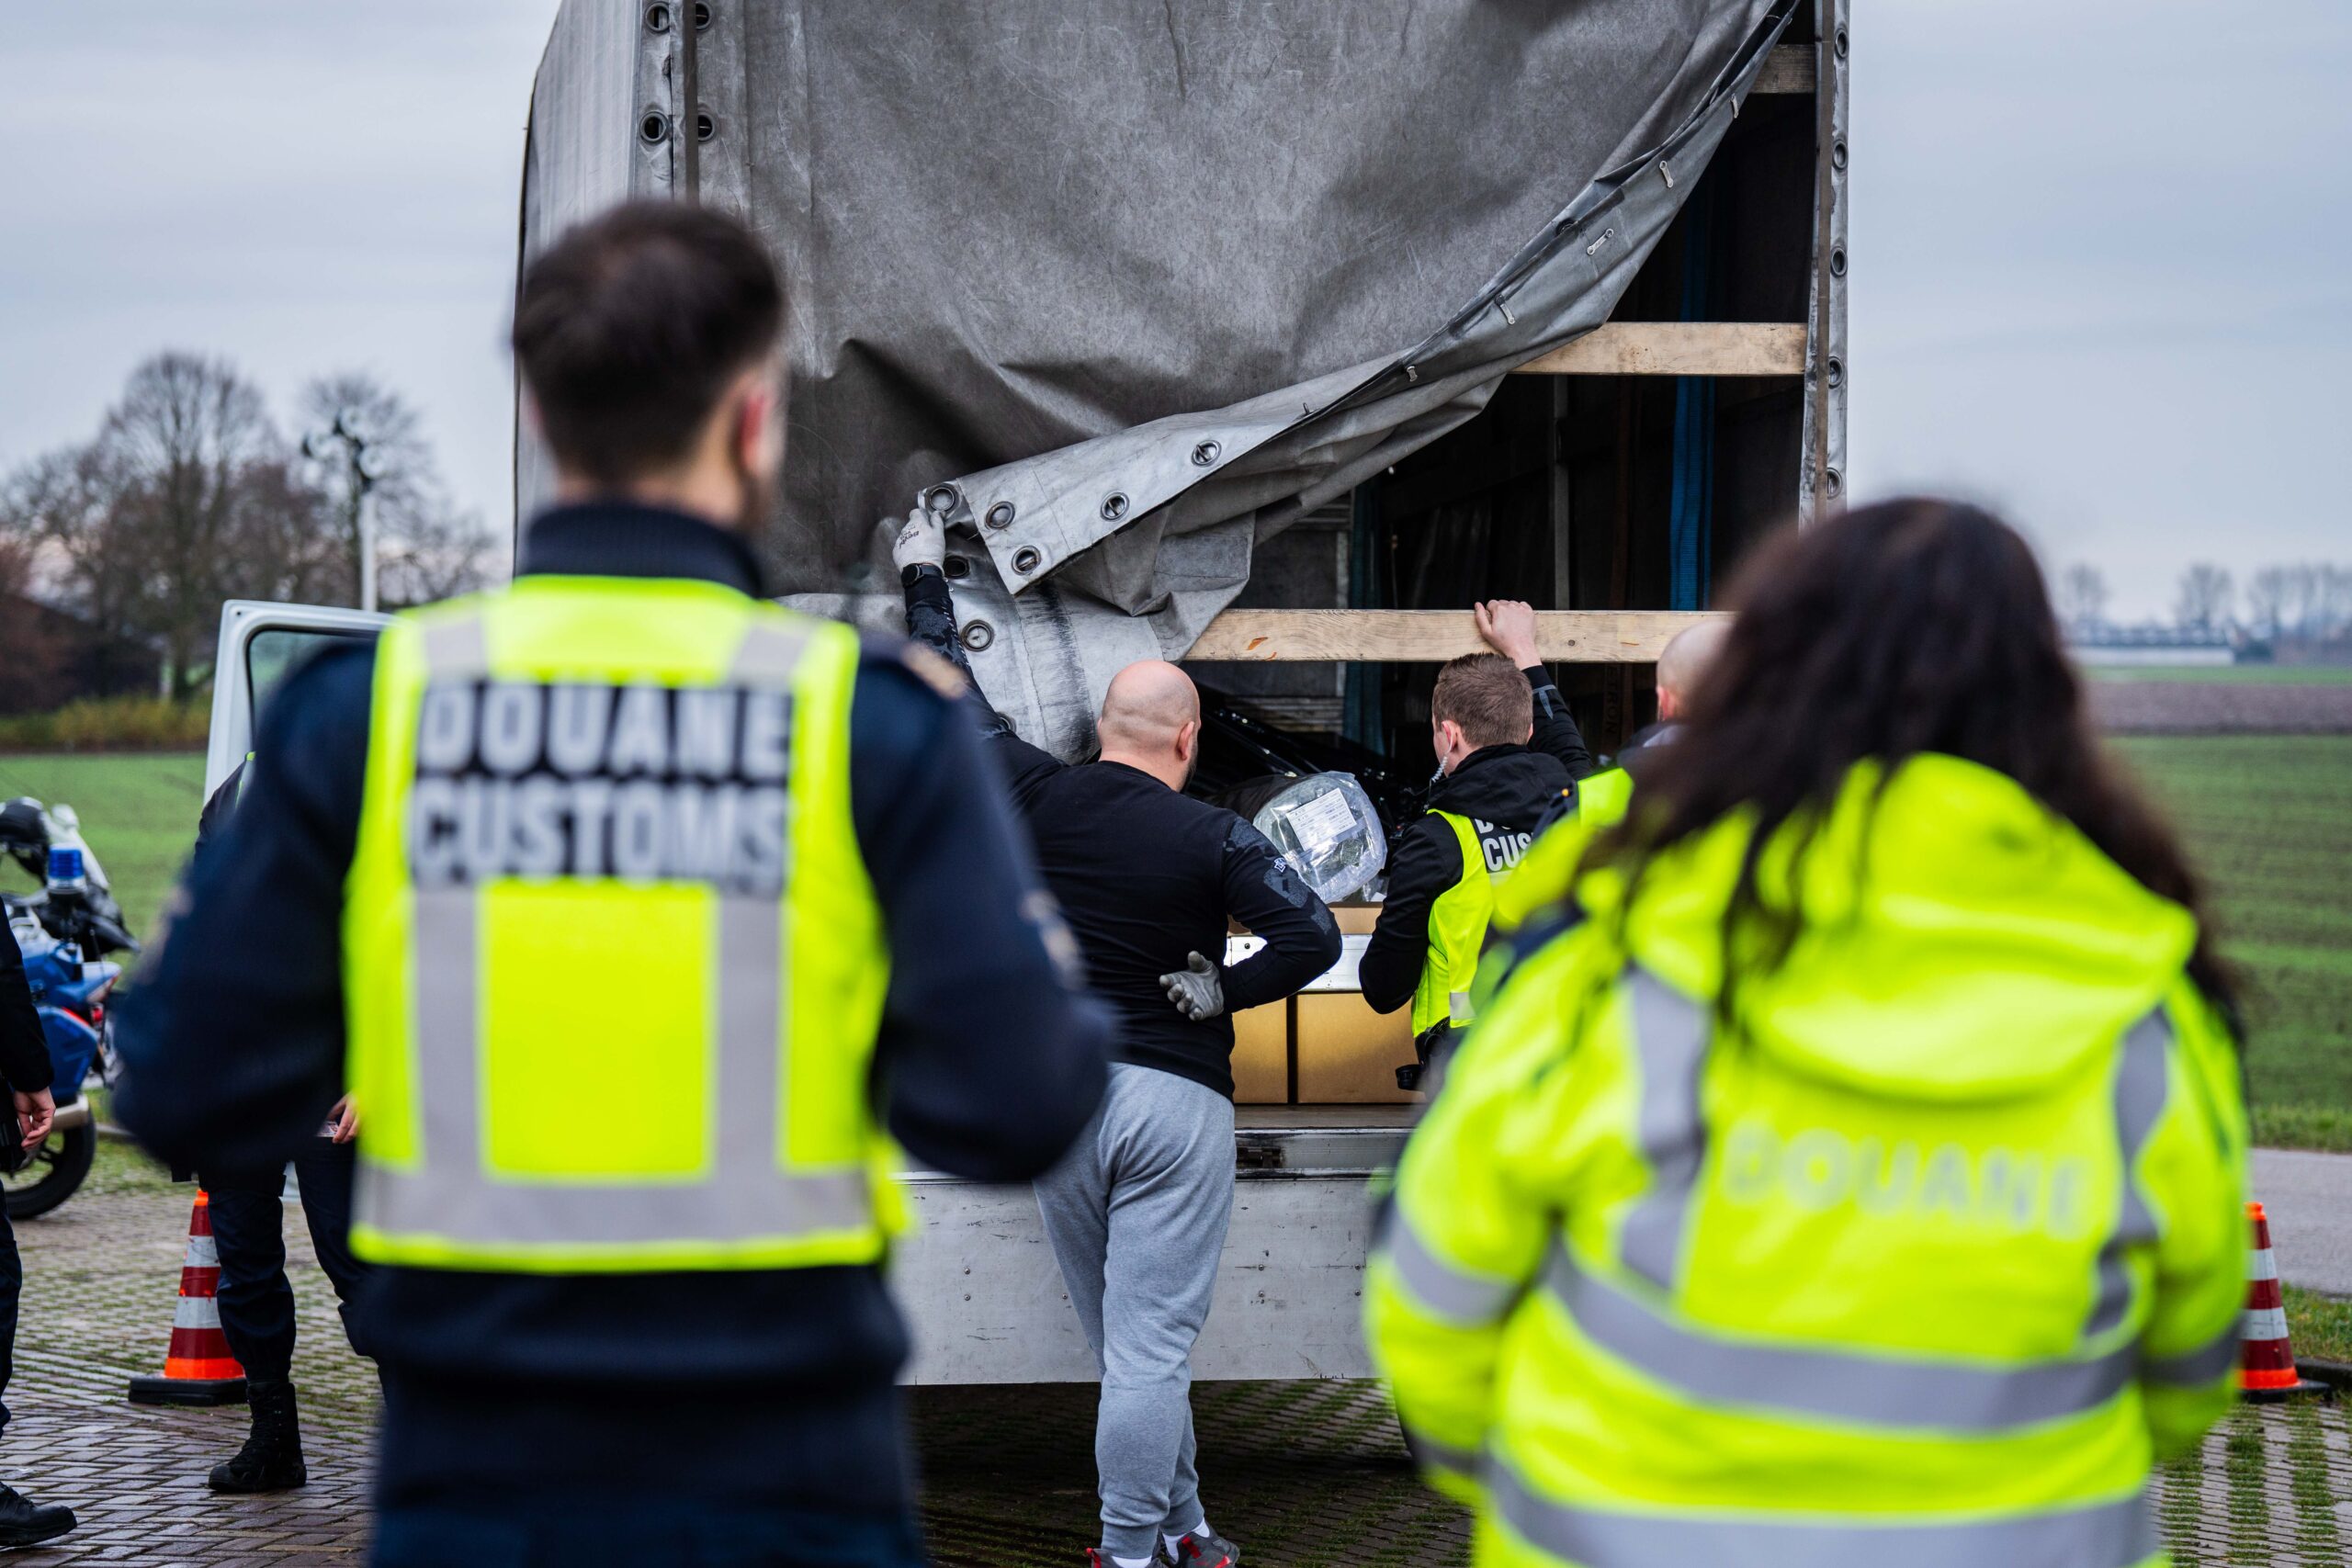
[520,0,1797,757]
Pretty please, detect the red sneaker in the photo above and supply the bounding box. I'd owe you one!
[1165,1529,1241,1568]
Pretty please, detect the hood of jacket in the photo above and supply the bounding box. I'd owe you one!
[1428,744,1573,830]
[1574,754,2198,1102]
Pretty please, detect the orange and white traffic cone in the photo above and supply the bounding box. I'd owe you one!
[126,1190,248,1407]
[2240,1201,2327,1403]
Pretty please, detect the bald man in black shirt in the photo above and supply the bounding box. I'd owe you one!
[895,507,1339,1568]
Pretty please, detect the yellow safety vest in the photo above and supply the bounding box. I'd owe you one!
[1468,768,1632,1021]
[1410,810,1504,1037]
[1571,766,1632,829]
[1368,754,2248,1567]
[344,576,896,1273]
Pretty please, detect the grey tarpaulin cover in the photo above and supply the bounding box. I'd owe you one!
[521,0,1795,756]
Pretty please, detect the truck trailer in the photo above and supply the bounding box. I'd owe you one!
[208,0,1849,1383]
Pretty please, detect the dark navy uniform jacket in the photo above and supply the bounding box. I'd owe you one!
[117,503,1111,1515]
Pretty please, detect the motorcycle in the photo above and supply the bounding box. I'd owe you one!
[1,797,138,1219]
[1,797,139,958]
[1,912,115,1217]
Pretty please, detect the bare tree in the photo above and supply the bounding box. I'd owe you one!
[299,373,492,608]
[98,354,282,699]
[0,442,147,658]
[2321,565,2352,642]
[2279,562,2324,638]
[2245,566,2290,639]
[2058,563,2111,634]
[2172,563,2233,633]
[220,456,348,608]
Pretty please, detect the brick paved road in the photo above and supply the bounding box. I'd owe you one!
[0,1144,2343,1564]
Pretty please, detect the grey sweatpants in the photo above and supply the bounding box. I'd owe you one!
[1035,1064,1236,1562]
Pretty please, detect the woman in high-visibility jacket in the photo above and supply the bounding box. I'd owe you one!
[1367,498,2248,1568]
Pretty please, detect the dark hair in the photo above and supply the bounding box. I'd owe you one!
[512,201,785,484]
[1595,497,2235,1012]
[1432,653,1533,750]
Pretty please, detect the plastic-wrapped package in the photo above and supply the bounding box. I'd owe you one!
[1252,773,1387,905]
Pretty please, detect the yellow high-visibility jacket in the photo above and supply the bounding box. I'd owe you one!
[1366,753,2247,1568]
[345,578,899,1274]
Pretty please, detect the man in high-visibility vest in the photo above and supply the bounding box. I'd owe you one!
[119,201,1111,1567]
[1473,616,1734,1024]
[1357,602,1591,1089]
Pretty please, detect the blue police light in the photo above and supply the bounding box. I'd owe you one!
[46,847,85,886]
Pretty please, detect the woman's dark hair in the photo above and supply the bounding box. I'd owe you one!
[1595,496,2234,1011]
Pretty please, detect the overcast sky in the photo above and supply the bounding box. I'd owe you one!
[4,1,2345,618]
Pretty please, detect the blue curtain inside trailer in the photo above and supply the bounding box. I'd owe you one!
[1668,181,1719,612]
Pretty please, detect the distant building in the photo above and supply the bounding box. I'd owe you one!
[2067,624,2236,668]
[0,591,165,715]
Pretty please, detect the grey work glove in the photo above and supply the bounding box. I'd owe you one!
[890,505,945,573]
[1159,951,1226,1022]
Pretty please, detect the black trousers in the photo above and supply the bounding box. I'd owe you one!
[202,1138,370,1382]
[0,1204,18,1438]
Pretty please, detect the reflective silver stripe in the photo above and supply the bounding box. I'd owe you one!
[2086,1010,2173,1338]
[419,614,489,679]
[1490,1461,2156,1568]
[1380,1210,1523,1327]
[1447,989,1474,1025]
[173,1296,224,1330]
[718,894,786,1187]
[362,1161,871,1248]
[1617,967,1711,1290]
[357,608,875,1254]
[729,616,813,684]
[2143,1323,2241,1388]
[1401,1425,1481,1483]
[413,885,481,1170]
[1547,1245,2136,1430]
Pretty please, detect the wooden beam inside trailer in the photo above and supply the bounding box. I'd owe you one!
[1510,321,1807,378]
[1754,45,1815,95]
[1189,610,1726,664]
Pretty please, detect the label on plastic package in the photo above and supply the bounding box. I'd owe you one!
[1283,788,1356,856]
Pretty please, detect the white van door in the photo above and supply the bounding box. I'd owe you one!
[203,601,391,799]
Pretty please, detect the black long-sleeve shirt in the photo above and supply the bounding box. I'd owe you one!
[0,919,49,1094]
[1358,668,1594,1017]
[904,566,1340,1096]
[115,504,1112,1515]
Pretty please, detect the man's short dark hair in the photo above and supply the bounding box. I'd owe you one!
[1431,653,1532,750]
[512,201,785,485]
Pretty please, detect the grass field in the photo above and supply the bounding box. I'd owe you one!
[0,751,207,932]
[2115,737,2352,1151]
[2086,664,2352,684]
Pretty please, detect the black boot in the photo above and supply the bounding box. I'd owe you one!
[0,1483,75,1548]
[208,1378,308,1493]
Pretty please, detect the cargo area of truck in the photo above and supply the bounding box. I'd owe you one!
[896,1107,1411,1386]
[505,0,1849,1386]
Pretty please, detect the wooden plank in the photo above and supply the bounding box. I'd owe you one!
[1510,321,1806,378]
[1754,44,1815,95]
[1189,609,1726,664]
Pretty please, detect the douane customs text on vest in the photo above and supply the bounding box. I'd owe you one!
[408,678,791,897]
[1473,818,1533,874]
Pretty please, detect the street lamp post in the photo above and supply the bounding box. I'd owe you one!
[303,412,385,613]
